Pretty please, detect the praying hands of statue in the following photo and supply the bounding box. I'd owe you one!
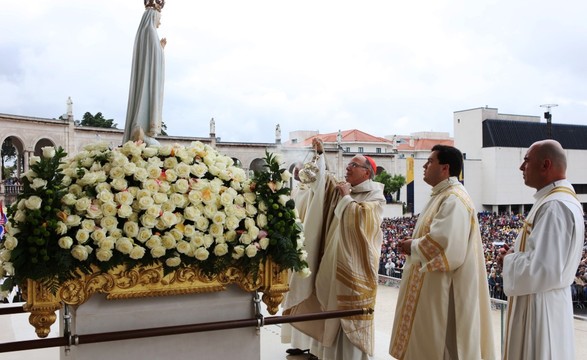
[160,37,167,48]
[312,138,324,154]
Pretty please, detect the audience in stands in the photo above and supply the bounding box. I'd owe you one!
[380,212,587,306]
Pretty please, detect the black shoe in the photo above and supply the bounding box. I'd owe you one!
[286,348,310,355]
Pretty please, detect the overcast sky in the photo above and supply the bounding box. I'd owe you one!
[2,0,586,143]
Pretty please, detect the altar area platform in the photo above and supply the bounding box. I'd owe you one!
[2,284,587,360]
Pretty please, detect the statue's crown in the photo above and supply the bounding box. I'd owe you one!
[144,0,165,11]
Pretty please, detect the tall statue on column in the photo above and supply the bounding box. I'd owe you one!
[123,0,167,146]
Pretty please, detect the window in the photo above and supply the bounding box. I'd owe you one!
[376,148,381,153]
[358,147,364,153]
[345,147,350,152]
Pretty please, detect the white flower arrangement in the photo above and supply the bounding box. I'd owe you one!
[0,142,309,296]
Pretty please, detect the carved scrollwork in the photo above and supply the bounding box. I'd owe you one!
[24,260,289,337]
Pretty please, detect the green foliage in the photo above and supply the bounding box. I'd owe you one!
[80,112,117,129]
[374,171,406,201]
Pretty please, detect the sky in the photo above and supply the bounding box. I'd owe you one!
[2,0,586,143]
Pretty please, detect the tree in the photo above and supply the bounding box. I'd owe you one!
[374,170,406,203]
[1,138,17,180]
[80,112,117,128]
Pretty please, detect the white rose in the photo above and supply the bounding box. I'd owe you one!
[183,206,200,221]
[62,193,77,206]
[123,221,140,238]
[137,195,154,210]
[115,191,134,206]
[225,215,240,231]
[3,235,18,250]
[158,145,172,156]
[259,237,270,250]
[281,170,292,182]
[160,211,178,228]
[245,203,257,217]
[115,237,134,254]
[164,169,177,182]
[101,202,118,217]
[137,227,152,243]
[29,156,41,166]
[97,190,114,203]
[146,235,162,249]
[81,219,95,231]
[245,244,258,258]
[161,234,177,249]
[176,241,191,255]
[65,215,82,227]
[173,179,190,194]
[152,192,168,204]
[133,167,148,182]
[142,146,158,158]
[117,204,134,218]
[142,180,158,194]
[165,256,182,267]
[278,195,289,206]
[150,246,167,258]
[122,162,138,176]
[76,229,90,244]
[231,245,245,260]
[71,245,89,261]
[24,196,43,210]
[170,193,187,207]
[256,214,268,229]
[0,249,11,262]
[299,250,308,261]
[3,262,15,276]
[147,165,162,179]
[225,230,237,242]
[91,228,107,243]
[75,197,91,212]
[86,204,103,219]
[161,201,176,213]
[298,267,311,278]
[213,243,229,256]
[129,245,146,260]
[58,236,74,249]
[194,247,209,261]
[209,223,224,238]
[140,214,158,228]
[13,210,26,223]
[111,178,128,191]
[163,157,178,169]
[98,237,115,250]
[96,248,113,262]
[30,178,47,190]
[175,163,191,178]
[194,216,209,232]
[243,192,256,205]
[190,163,208,178]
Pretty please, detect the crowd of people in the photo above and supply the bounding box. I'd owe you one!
[380,212,587,302]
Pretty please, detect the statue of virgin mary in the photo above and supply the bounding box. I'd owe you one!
[123,0,166,146]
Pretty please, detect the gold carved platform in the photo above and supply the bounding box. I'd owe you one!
[22,260,289,338]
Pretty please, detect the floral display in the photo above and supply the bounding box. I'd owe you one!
[0,141,309,297]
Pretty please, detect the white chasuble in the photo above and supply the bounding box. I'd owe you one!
[389,177,495,360]
[503,180,584,360]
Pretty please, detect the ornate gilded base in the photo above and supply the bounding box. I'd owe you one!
[22,260,289,338]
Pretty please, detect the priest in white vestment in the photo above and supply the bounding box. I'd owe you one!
[500,139,584,360]
[282,139,386,360]
[389,145,495,360]
[123,1,166,146]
